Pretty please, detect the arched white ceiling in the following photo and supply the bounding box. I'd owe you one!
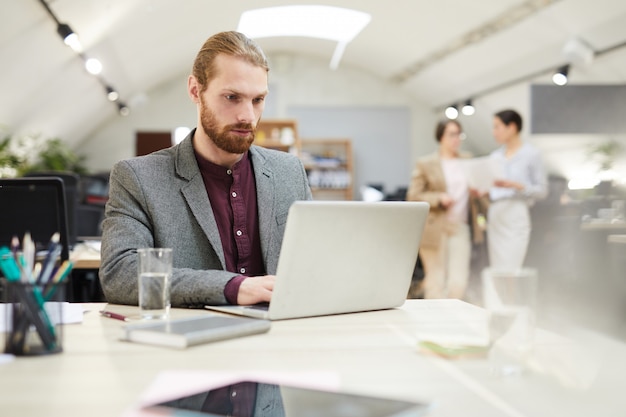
[2,0,626,183]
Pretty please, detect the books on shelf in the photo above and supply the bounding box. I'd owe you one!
[123,315,271,349]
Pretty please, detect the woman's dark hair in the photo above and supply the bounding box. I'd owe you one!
[434,119,462,142]
[494,109,523,132]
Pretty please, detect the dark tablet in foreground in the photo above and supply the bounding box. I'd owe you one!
[144,380,430,416]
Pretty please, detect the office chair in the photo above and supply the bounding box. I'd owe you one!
[75,173,109,238]
[75,205,104,237]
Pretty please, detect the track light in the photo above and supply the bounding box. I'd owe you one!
[445,104,459,120]
[56,23,81,52]
[39,0,132,116]
[552,65,569,86]
[105,86,119,102]
[461,99,475,116]
[85,58,103,75]
[117,102,130,116]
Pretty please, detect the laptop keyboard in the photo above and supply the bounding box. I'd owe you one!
[246,303,269,311]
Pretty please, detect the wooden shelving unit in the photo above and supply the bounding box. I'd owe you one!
[255,122,353,200]
[255,119,300,154]
[300,138,353,201]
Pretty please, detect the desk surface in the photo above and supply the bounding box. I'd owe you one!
[71,241,101,269]
[608,234,626,244]
[580,219,626,231]
[1,299,625,417]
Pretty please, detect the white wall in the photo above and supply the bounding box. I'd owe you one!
[77,54,439,188]
[77,73,196,172]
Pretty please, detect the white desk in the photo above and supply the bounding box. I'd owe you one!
[1,299,625,416]
[71,241,101,270]
[580,219,626,231]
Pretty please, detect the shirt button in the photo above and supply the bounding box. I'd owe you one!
[231,391,237,397]
[226,169,232,175]
[236,230,242,236]
[231,192,237,198]
[240,268,246,274]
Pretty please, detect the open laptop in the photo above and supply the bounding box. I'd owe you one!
[205,201,429,320]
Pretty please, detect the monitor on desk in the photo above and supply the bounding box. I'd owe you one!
[24,171,80,245]
[0,177,70,262]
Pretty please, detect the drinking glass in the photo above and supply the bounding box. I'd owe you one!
[137,248,172,320]
[482,267,538,376]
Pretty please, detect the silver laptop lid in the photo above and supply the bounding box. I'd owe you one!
[268,201,428,320]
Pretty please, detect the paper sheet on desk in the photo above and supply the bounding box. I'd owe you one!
[461,156,504,194]
[71,241,101,259]
[0,302,84,332]
[415,313,489,359]
[78,240,101,252]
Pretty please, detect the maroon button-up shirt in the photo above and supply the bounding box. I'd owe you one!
[195,151,265,304]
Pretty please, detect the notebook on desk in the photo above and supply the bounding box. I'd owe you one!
[205,201,429,320]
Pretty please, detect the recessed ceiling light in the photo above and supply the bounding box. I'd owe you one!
[238,5,371,70]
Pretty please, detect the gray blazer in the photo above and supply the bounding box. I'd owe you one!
[99,132,312,307]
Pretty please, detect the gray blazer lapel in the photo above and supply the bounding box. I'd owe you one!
[250,147,275,263]
[175,133,226,269]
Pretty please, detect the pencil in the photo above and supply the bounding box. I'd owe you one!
[43,260,73,301]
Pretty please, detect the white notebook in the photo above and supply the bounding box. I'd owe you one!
[206,201,429,320]
[123,315,271,349]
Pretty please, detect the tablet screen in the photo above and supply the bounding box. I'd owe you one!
[145,380,429,416]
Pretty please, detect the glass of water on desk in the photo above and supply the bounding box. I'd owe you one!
[137,248,172,320]
[482,267,538,376]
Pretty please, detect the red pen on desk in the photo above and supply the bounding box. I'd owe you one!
[99,310,130,322]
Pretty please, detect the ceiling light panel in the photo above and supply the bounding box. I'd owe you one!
[238,6,371,43]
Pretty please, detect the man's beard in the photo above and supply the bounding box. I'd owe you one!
[200,98,256,154]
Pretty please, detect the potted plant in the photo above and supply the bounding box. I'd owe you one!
[0,133,29,177]
[588,139,622,173]
[0,130,88,177]
[25,138,89,175]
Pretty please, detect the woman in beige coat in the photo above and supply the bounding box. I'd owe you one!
[407,120,484,299]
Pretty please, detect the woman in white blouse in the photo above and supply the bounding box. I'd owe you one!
[488,109,547,269]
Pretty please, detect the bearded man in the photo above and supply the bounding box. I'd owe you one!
[100,31,312,307]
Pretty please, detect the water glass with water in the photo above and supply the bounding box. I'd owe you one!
[137,248,172,320]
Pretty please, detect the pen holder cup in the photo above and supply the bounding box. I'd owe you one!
[2,279,65,356]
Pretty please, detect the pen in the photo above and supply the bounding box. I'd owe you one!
[38,232,61,284]
[10,236,20,257]
[43,260,74,301]
[99,310,130,322]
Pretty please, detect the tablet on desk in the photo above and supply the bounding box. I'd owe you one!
[123,316,271,349]
[143,380,430,416]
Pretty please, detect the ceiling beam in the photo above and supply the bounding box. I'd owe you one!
[390,0,562,84]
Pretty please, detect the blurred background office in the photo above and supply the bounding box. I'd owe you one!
[1,0,625,336]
